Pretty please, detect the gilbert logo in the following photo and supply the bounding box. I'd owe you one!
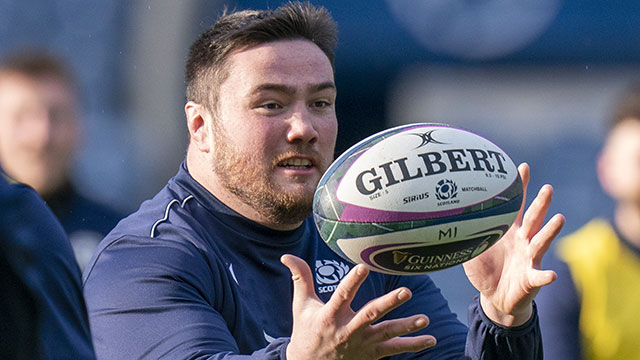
[393,250,410,265]
[410,129,447,148]
[353,147,507,196]
[315,260,350,294]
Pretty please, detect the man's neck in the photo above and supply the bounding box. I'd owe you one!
[614,202,640,248]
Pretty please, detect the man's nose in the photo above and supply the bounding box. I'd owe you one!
[286,106,318,144]
[22,108,54,149]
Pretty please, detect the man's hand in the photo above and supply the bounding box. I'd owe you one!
[281,255,436,360]
[463,163,565,327]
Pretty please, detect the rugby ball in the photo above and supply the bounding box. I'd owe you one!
[313,123,523,275]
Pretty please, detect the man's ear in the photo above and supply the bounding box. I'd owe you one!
[185,101,210,153]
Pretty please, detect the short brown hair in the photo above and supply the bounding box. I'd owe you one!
[185,1,338,112]
[0,50,75,90]
[610,83,640,129]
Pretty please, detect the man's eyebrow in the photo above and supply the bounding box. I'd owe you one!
[251,82,336,95]
[309,81,336,93]
[252,84,296,95]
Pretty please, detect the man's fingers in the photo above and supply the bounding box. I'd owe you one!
[529,213,565,265]
[365,314,436,359]
[376,335,437,358]
[518,163,531,193]
[349,287,413,331]
[520,184,554,240]
[281,254,319,309]
[369,314,430,342]
[514,163,531,226]
[326,264,369,313]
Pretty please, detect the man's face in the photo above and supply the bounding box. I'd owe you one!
[599,118,640,204]
[208,39,338,227]
[0,73,78,195]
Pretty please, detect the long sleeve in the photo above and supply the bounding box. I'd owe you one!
[83,234,292,360]
[0,178,95,359]
[465,296,542,359]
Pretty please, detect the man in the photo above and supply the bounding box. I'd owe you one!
[0,51,123,269]
[538,85,640,359]
[0,170,95,359]
[83,3,565,359]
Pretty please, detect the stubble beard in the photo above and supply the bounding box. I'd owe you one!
[211,127,322,228]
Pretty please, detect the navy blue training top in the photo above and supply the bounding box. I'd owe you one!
[0,173,95,359]
[83,162,542,359]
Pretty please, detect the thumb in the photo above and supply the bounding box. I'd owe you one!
[529,269,557,288]
[515,163,530,226]
[281,254,320,311]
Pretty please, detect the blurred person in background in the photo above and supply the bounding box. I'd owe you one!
[538,84,640,359]
[1,170,95,359]
[0,50,123,270]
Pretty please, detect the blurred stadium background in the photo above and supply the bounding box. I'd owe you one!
[2,0,639,320]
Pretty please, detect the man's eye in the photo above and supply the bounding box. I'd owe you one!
[312,101,330,108]
[261,103,281,110]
